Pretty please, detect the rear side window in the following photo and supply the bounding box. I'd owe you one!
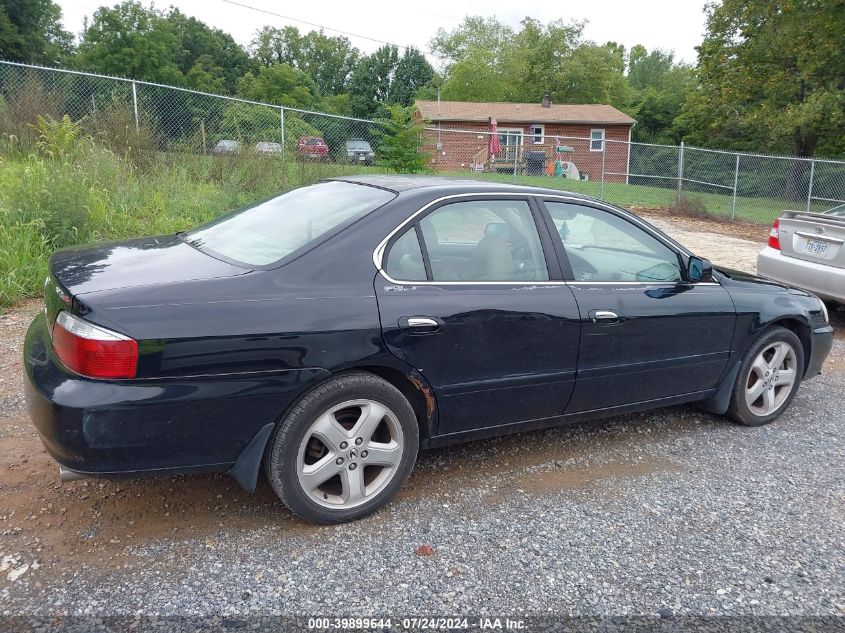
[186,181,394,267]
[384,226,426,281]
[382,200,550,282]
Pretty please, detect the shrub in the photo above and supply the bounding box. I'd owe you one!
[31,114,81,158]
[670,195,710,218]
[374,105,431,173]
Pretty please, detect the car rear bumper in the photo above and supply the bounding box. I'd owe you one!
[757,246,845,303]
[23,312,327,478]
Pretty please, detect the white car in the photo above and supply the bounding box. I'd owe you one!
[212,139,241,155]
[757,206,845,304]
[255,141,283,156]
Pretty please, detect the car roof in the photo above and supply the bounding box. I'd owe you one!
[327,174,593,199]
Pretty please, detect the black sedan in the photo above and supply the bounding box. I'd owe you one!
[24,176,834,524]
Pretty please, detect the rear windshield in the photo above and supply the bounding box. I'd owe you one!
[185,181,395,267]
[347,141,370,150]
[303,138,323,145]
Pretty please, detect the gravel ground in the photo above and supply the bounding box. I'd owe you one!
[1,215,843,626]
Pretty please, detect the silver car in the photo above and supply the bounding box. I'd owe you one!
[255,141,283,156]
[757,205,845,304]
[212,139,241,155]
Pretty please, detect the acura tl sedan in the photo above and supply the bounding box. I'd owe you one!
[24,176,833,524]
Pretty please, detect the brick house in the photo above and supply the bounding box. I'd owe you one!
[415,98,636,183]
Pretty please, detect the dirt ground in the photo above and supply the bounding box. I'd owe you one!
[633,206,771,243]
[1,211,842,592]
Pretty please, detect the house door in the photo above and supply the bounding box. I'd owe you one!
[497,128,523,163]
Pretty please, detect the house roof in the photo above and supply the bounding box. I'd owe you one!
[415,100,636,126]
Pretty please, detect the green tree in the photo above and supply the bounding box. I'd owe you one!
[238,63,319,109]
[680,0,845,158]
[625,46,695,143]
[77,2,183,84]
[508,18,583,101]
[77,2,251,92]
[251,26,359,95]
[0,0,73,64]
[553,42,630,107]
[348,44,398,118]
[391,48,435,106]
[434,16,603,104]
[627,45,674,91]
[374,104,430,173]
[184,54,226,93]
[164,9,250,94]
[431,16,515,101]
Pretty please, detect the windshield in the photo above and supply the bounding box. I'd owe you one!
[185,181,395,267]
[347,141,371,150]
[826,204,845,217]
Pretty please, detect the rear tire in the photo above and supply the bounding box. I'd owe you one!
[265,372,419,524]
[727,326,804,426]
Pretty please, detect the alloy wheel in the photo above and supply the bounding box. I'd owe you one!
[296,399,404,509]
[744,341,798,417]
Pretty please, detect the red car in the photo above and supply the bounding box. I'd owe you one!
[297,136,329,160]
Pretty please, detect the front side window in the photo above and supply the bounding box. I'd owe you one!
[546,201,682,283]
[590,129,605,151]
[417,200,549,282]
[186,181,395,267]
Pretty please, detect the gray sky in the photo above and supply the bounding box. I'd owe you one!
[56,0,709,66]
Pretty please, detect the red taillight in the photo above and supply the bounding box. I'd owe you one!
[768,219,781,250]
[52,311,138,379]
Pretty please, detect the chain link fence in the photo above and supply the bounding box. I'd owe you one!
[2,59,845,226]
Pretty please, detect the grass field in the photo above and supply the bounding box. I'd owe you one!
[462,171,792,225]
[0,140,378,307]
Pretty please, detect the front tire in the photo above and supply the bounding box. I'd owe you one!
[727,326,804,426]
[265,372,419,524]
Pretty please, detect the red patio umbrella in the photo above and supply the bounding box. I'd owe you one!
[488,117,501,157]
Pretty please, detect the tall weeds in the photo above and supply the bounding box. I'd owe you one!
[0,118,293,308]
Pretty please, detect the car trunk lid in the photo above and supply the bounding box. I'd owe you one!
[776,210,845,269]
[49,234,249,299]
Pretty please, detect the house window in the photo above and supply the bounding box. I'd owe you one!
[590,129,605,152]
[530,124,544,144]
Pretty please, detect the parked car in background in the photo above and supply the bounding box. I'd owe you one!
[212,140,241,155]
[345,139,375,165]
[297,136,329,160]
[24,177,833,524]
[255,142,283,156]
[757,205,845,305]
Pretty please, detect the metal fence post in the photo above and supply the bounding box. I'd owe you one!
[676,141,685,205]
[280,107,286,188]
[599,140,606,200]
[131,80,139,134]
[512,141,518,183]
[279,107,285,153]
[731,153,740,219]
[806,159,815,212]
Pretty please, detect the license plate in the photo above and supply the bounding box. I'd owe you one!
[358,155,366,161]
[804,239,829,255]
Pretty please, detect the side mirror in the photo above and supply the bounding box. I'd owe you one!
[687,256,713,283]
